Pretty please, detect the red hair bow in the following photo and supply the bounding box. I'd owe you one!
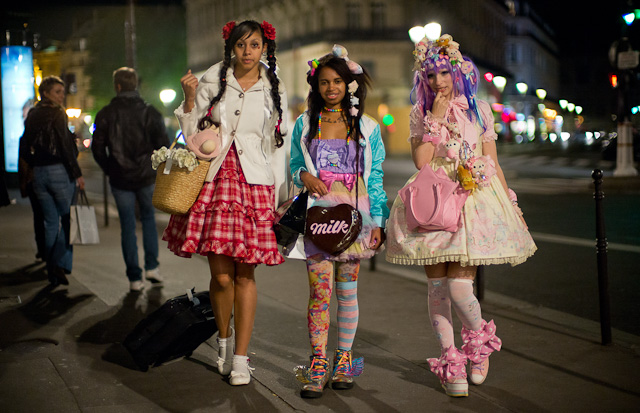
[222,21,236,40]
[261,21,276,41]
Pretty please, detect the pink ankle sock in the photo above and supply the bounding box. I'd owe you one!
[428,277,454,351]
[448,278,482,331]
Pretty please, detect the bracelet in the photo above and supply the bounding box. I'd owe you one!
[423,111,447,137]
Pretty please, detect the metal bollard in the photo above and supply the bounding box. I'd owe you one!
[592,169,612,345]
[476,265,484,301]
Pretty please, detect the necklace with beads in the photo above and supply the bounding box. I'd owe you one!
[319,107,351,143]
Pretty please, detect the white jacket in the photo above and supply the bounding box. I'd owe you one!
[174,60,290,209]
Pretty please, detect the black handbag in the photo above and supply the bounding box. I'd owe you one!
[273,189,309,249]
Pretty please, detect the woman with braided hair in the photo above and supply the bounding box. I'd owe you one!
[163,20,288,385]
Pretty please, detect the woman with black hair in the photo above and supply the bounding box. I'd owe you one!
[163,20,288,386]
[290,46,389,398]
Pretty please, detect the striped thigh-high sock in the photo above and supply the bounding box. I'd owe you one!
[336,260,360,350]
[306,257,334,358]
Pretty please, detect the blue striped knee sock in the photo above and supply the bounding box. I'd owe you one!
[336,280,358,350]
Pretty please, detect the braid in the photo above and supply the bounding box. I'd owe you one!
[197,42,232,131]
[266,40,284,148]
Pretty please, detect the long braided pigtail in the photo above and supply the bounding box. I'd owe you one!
[265,39,284,148]
[197,41,232,131]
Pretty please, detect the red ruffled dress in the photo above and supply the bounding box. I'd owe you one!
[162,143,284,265]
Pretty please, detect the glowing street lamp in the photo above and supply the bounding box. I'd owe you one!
[492,76,506,92]
[424,23,441,41]
[66,108,82,118]
[575,105,583,115]
[567,102,575,112]
[535,88,547,100]
[408,26,425,43]
[159,89,177,106]
[409,22,441,43]
[623,12,635,25]
[516,82,528,95]
[559,99,568,110]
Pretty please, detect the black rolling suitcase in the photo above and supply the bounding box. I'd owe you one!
[123,288,218,371]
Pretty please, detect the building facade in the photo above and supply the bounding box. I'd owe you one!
[183,0,559,154]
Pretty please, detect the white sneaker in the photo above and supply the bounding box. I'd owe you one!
[129,280,145,292]
[229,355,254,386]
[145,267,163,284]
[217,327,235,375]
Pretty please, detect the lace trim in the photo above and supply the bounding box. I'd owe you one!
[386,246,537,267]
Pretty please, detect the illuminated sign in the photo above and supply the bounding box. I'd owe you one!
[1,46,35,173]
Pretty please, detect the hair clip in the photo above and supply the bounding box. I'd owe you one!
[307,59,319,76]
[348,80,360,116]
[332,44,363,74]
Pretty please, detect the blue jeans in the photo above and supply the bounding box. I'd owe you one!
[32,164,76,275]
[111,184,159,282]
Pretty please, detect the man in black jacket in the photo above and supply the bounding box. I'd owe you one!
[92,67,169,291]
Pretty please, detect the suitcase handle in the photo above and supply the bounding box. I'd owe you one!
[186,288,201,306]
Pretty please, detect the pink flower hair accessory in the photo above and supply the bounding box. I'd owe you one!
[261,21,276,40]
[222,21,236,40]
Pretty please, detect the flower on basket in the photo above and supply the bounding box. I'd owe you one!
[151,146,199,172]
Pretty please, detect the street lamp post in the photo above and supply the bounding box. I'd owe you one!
[609,37,638,177]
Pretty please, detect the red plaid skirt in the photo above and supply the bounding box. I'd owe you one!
[162,143,284,265]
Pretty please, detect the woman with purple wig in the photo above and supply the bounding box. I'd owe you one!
[385,34,536,397]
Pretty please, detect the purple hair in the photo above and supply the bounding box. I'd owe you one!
[412,55,485,132]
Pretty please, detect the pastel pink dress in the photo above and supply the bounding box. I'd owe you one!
[385,97,536,267]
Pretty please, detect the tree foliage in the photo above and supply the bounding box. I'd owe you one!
[85,5,186,116]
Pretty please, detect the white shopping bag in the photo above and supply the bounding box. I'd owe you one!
[70,190,100,245]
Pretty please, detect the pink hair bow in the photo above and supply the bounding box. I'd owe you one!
[332,44,363,74]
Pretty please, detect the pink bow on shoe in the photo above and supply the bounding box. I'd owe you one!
[427,346,467,382]
[461,319,502,364]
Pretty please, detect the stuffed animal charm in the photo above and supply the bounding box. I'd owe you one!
[466,156,496,187]
[457,164,477,192]
[444,137,462,162]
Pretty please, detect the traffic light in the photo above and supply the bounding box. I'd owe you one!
[622,9,640,25]
[609,73,618,88]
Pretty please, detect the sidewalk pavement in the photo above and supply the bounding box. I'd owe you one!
[1,189,639,412]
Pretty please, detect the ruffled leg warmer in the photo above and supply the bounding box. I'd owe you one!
[427,346,468,397]
[461,319,502,385]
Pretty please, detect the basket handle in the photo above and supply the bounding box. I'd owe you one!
[168,132,183,150]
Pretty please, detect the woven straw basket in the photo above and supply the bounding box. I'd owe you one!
[152,160,210,215]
